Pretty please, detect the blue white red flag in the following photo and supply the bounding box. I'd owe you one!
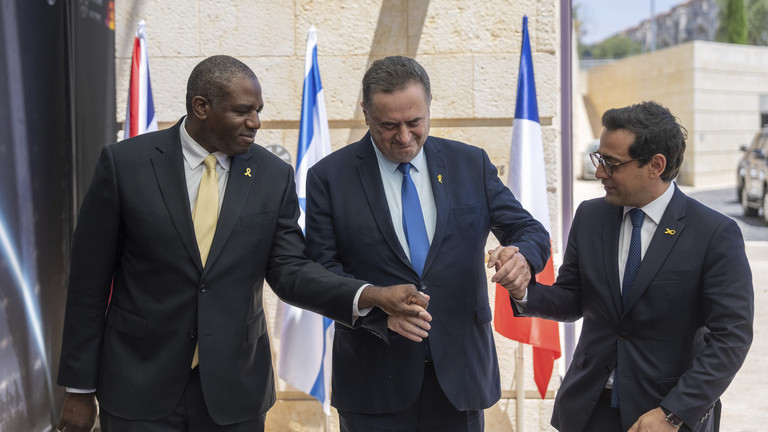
[124,20,157,139]
[277,26,334,414]
[494,15,561,399]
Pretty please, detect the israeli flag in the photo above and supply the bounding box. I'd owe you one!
[277,26,334,414]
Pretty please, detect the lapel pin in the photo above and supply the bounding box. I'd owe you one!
[244,168,252,177]
[438,174,443,183]
[664,228,676,235]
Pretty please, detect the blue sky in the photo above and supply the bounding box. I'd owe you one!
[575,0,685,44]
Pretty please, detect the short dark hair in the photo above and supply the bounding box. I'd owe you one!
[361,56,432,111]
[186,55,257,113]
[602,101,687,182]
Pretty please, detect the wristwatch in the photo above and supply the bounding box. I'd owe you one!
[660,406,683,428]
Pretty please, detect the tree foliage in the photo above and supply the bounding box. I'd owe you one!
[716,0,748,44]
[746,0,768,45]
[582,35,643,60]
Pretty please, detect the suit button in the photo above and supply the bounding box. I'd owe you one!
[605,366,611,373]
[619,331,628,340]
[200,284,207,293]
[188,330,197,340]
[420,282,427,292]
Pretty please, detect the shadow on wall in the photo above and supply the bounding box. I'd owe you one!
[345,0,431,145]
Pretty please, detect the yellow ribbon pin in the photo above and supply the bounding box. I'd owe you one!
[438,174,443,183]
[244,168,252,177]
[664,228,676,235]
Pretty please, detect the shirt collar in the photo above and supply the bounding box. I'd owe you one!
[624,181,675,225]
[180,117,231,171]
[369,136,428,174]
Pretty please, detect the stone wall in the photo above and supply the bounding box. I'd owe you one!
[115,1,563,430]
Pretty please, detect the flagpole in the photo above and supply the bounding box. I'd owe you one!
[517,342,525,432]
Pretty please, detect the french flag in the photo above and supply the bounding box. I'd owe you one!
[493,15,561,399]
[124,20,157,139]
[277,27,334,414]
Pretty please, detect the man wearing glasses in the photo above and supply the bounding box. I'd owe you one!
[503,101,753,432]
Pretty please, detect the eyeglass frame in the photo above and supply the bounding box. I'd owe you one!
[589,151,651,177]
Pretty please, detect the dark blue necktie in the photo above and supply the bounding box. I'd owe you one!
[398,163,429,276]
[611,207,645,408]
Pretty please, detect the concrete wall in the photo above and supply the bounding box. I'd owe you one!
[114,1,562,431]
[585,41,768,187]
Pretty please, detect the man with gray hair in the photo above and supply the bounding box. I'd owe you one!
[305,55,550,431]
[55,55,430,432]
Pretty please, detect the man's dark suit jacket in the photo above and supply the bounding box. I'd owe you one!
[518,186,753,432]
[57,120,363,425]
[305,133,551,414]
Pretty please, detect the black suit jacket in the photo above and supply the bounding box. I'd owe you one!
[57,120,363,424]
[305,133,550,414]
[518,186,753,432]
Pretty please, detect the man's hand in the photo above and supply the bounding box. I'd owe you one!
[359,284,431,320]
[487,246,531,299]
[388,315,431,342]
[57,392,98,432]
[627,407,680,432]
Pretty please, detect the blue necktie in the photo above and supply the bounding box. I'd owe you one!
[398,163,429,276]
[611,207,645,408]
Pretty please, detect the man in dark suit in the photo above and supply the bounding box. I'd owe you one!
[304,56,551,431]
[503,101,754,432]
[55,55,430,432]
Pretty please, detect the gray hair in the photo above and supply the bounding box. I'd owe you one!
[361,56,432,111]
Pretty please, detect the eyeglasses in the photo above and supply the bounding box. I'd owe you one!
[589,152,649,177]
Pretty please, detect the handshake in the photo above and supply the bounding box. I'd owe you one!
[359,284,432,343]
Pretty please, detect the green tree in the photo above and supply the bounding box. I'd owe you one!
[746,0,768,45]
[590,35,643,59]
[716,0,748,44]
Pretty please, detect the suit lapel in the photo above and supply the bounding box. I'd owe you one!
[623,186,686,314]
[423,138,447,277]
[355,136,412,270]
[203,151,256,272]
[151,122,202,271]
[602,205,624,318]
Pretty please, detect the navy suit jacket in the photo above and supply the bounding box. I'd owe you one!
[518,186,753,432]
[57,119,363,424]
[305,133,550,414]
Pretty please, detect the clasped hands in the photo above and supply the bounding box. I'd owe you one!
[359,283,432,343]
[366,245,531,343]
[487,245,531,300]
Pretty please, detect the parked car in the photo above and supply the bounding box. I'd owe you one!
[738,125,768,222]
[581,139,600,180]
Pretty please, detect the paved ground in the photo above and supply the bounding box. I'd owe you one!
[574,180,767,432]
[685,186,768,241]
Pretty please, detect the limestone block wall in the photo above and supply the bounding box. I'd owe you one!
[115,1,562,431]
[586,41,768,187]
